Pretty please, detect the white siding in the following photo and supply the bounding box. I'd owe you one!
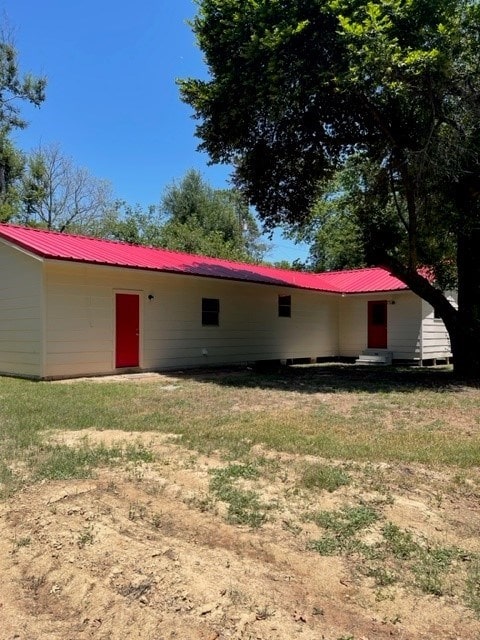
[44,262,338,378]
[0,247,457,379]
[420,293,456,360]
[338,296,366,358]
[0,242,43,377]
[338,292,422,360]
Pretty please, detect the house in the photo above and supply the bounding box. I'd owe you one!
[0,223,454,380]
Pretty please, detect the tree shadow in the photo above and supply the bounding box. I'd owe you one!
[163,363,478,395]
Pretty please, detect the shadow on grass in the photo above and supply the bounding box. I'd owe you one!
[162,363,477,395]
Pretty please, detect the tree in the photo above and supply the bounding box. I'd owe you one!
[86,201,165,246]
[307,212,365,273]
[18,144,114,231]
[0,34,46,219]
[158,169,266,262]
[271,258,307,271]
[0,39,46,133]
[180,0,480,376]
[292,161,367,272]
[78,169,267,263]
[0,138,25,221]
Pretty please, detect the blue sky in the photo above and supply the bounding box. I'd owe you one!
[3,0,309,263]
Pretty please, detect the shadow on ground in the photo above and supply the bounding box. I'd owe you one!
[162,362,478,395]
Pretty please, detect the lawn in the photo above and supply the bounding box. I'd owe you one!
[1,364,479,494]
[1,364,480,639]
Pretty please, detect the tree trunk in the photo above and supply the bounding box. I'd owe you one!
[381,254,480,378]
[453,226,480,377]
[448,323,480,377]
[447,176,480,377]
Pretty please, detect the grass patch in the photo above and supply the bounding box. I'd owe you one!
[382,522,419,559]
[209,463,268,528]
[310,504,379,538]
[1,367,480,479]
[33,442,154,481]
[77,526,95,548]
[381,523,460,596]
[308,504,379,555]
[0,462,17,499]
[363,565,398,587]
[465,558,480,615]
[412,547,458,596]
[0,365,479,498]
[299,462,351,492]
[310,515,464,599]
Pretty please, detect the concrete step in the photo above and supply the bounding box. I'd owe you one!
[355,351,392,366]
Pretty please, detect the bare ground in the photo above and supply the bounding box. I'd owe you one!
[1,428,479,640]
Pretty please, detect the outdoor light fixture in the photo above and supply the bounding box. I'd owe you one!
[148,294,154,301]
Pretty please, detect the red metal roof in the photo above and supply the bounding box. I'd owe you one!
[312,267,409,293]
[0,223,408,294]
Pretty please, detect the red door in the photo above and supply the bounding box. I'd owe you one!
[368,301,388,349]
[115,293,140,368]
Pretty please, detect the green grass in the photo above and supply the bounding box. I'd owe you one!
[77,525,95,548]
[363,565,398,587]
[209,463,267,527]
[1,365,480,498]
[32,442,154,481]
[381,523,461,596]
[309,512,464,598]
[299,462,351,492]
[465,558,480,615]
[307,504,379,555]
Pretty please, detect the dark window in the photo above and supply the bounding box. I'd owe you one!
[278,295,291,318]
[371,303,386,325]
[434,307,441,319]
[202,298,219,326]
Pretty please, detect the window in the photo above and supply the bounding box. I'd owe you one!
[202,298,219,326]
[433,307,441,320]
[278,295,291,318]
[371,302,387,325]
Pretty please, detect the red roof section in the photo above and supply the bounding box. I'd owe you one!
[311,267,409,294]
[0,224,408,294]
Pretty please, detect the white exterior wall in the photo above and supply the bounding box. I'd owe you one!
[420,293,456,360]
[338,291,422,360]
[0,248,458,379]
[0,242,43,377]
[43,261,339,378]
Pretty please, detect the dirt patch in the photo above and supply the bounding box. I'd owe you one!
[52,372,183,384]
[0,430,479,639]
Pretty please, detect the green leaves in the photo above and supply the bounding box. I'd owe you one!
[0,41,46,134]
[0,34,46,220]
[333,0,447,95]
[158,169,266,261]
